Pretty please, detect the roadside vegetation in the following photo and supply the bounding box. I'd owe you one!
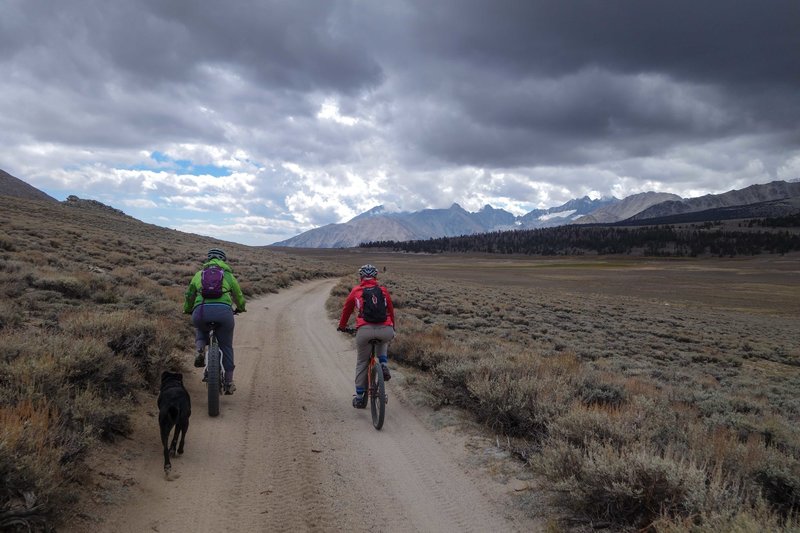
[0,195,344,531]
[329,256,799,531]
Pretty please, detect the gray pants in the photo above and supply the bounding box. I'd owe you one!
[192,303,236,381]
[354,325,395,393]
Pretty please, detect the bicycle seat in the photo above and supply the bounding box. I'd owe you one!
[368,338,382,345]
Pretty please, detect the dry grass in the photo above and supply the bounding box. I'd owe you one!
[326,251,800,531]
[0,195,345,530]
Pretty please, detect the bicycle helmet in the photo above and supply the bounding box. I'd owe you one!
[358,264,378,278]
[207,248,227,261]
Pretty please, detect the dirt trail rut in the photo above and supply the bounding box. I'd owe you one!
[70,279,541,532]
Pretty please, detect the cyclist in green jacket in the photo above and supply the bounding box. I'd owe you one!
[183,248,246,394]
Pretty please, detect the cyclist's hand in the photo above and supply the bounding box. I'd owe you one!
[336,326,345,332]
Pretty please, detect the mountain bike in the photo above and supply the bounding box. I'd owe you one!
[342,327,387,430]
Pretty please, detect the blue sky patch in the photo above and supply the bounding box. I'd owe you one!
[128,152,231,177]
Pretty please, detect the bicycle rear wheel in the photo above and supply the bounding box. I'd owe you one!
[369,360,385,430]
[207,340,221,417]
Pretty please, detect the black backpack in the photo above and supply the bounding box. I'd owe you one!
[361,286,388,323]
[200,266,226,299]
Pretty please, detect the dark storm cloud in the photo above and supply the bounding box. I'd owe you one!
[403,0,799,86]
[377,0,800,169]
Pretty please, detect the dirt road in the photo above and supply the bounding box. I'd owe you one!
[71,278,540,532]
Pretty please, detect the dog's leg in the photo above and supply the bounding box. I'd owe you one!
[160,419,172,474]
[167,406,180,456]
[177,415,188,455]
[169,428,179,457]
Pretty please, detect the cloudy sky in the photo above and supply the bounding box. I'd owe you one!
[2,1,799,245]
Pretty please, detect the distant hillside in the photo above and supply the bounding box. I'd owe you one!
[629,180,800,220]
[0,168,58,202]
[572,192,682,224]
[617,197,800,226]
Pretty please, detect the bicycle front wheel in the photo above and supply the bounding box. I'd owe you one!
[369,361,385,430]
[207,341,221,417]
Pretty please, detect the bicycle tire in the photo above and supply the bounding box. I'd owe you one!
[369,360,385,430]
[207,339,221,417]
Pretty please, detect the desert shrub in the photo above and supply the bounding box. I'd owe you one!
[109,266,139,286]
[751,450,800,517]
[464,352,582,438]
[535,440,710,528]
[29,273,89,299]
[0,300,22,331]
[106,251,133,266]
[549,403,631,449]
[54,336,138,397]
[58,309,186,386]
[0,400,73,531]
[579,377,628,407]
[0,232,16,251]
[390,322,448,370]
[64,387,133,442]
[653,503,794,533]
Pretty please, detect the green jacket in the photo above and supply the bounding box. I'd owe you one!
[183,258,247,313]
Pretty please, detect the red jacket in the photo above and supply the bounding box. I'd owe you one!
[338,278,395,329]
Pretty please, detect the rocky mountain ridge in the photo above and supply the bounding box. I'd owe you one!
[629,181,800,220]
[274,180,800,248]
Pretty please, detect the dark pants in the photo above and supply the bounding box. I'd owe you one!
[192,303,236,381]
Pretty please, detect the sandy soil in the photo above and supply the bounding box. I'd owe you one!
[65,278,543,532]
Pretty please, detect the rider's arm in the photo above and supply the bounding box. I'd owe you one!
[228,274,246,312]
[183,272,201,314]
[383,287,396,329]
[337,288,357,329]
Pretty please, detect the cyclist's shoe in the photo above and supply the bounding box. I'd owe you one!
[381,363,391,382]
[201,369,208,383]
[352,393,367,409]
[193,350,205,368]
[224,382,236,395]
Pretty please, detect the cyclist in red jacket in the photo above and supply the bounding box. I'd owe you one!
[337,264,395,408]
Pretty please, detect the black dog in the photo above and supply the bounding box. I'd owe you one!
[157,371,191,475]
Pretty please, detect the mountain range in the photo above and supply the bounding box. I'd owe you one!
[2,169,798,249]
[273,180,800,248]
